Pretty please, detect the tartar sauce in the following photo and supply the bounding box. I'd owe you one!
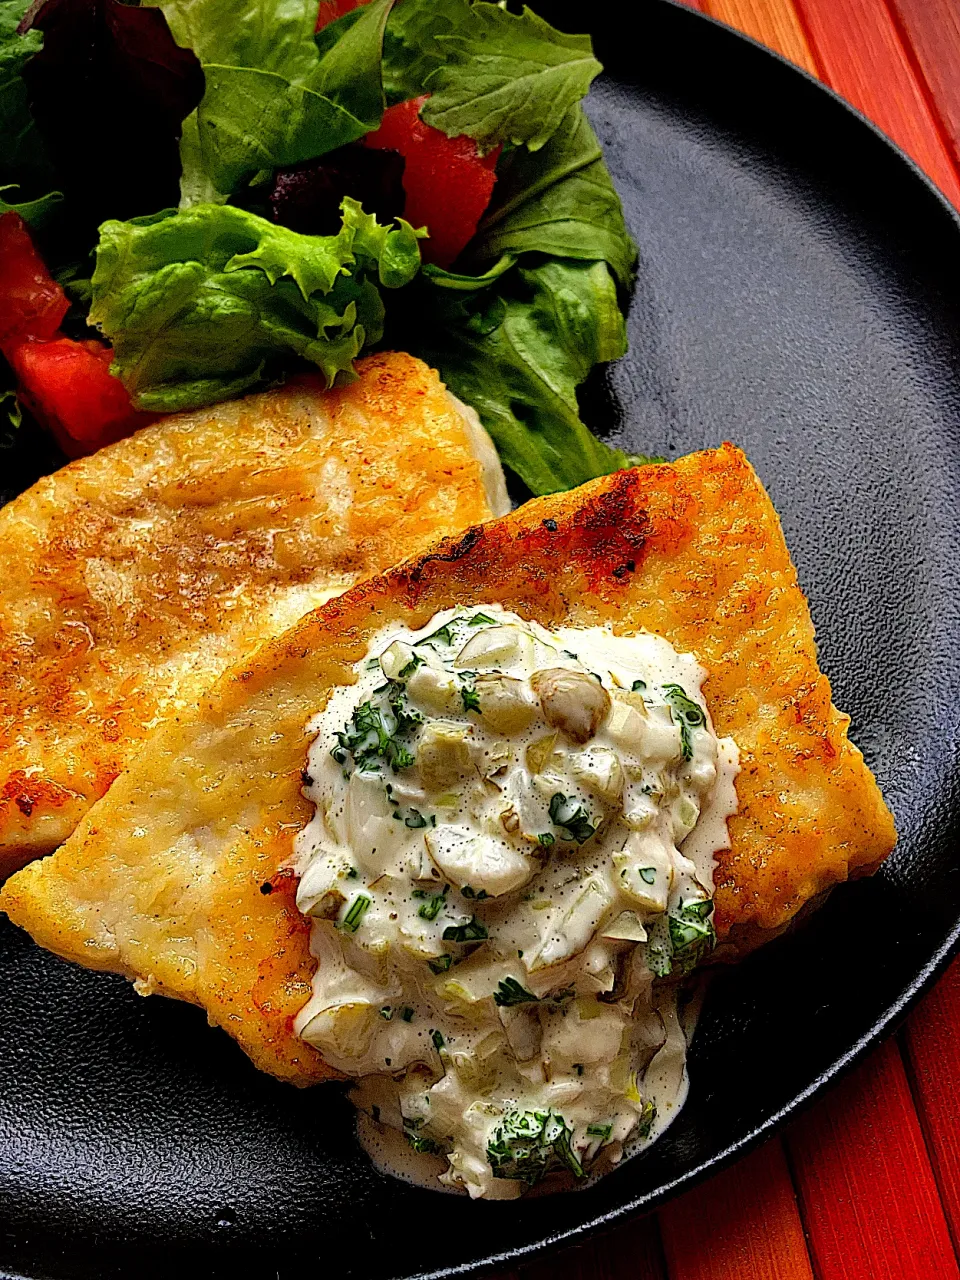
[293,607,739,1198]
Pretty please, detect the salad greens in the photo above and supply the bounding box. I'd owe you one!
[158,0,393,203]
[1,0,641,494]
[19,0,203,228]
[413,4,601,153]
[90,198,423,410]
[0,0,55,205]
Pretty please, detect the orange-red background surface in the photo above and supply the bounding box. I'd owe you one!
[497,3,960,1276]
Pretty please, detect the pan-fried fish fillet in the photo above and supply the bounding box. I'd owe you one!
[0,351,508,875]
[0,445,896,1085]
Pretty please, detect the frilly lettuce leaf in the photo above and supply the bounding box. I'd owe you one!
[406,257,631,495]
[89,197,424,412]
[156,0,393,202]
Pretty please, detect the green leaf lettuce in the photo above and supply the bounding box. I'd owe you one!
[90,197,424,412]
[409,256,630,495]
[156,0,394,202]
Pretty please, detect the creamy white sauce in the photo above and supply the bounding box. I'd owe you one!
[294,606,739,1198]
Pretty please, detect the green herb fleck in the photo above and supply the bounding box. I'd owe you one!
[493,977,539,1007]
[400,1006,415,1022]
[405,808,430,830]
[461,885,490,900]
[668,897,716,974]
[414,885,448,921]
[486,1110,584,1184]
[431,1030,445,1050]
[639,867,657,885]
[637,1099,657,1139]
[586,1122,612,1142]
[662,683,706,761]
[460,683,481,714]
[416,622,455,648]
[379,1006,393,1020]
[428,954,453,974]
[468,612,498,626]
[335,694,416,775]
[573,1063,584,1077]
[398,654,424,680]
[346,867,359,880]
[402,1117,443,1155]
[339,894,371,934]
[548,793,597,844]
[631,679,647,692]
[537,832,556,847]
[442,917,489,943]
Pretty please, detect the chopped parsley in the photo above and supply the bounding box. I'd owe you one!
[413,885,448,921]
[431,1030,445,1050]
[631,678,647,692]
[403,807,432,829]
[339,894,371,934]
[668,898,716,974]
[428,954,453,974]
[586,1122,612,1142]
[379,1006,393,1020]
[638,1099,657,1139]
[415,622,455,648]
[468,612,497,626]
[333,688,418,774]
[461,885,490,900]
[493,977,539,1007]
[460,683,481,713]
[548,793,597,844]
[442,916,488,943]
[662,683,706,761]
[400,1006,415,1022]
[402,1117,443,1155]
[537,831,555,847]
[646,898,715,977]
[397,654,423,680]
[486,1110,584,1184]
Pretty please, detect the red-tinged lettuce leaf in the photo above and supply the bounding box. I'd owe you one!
[21,0,203,228]
[0,0,56,196]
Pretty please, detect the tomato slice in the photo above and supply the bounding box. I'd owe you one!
[364,97,500,269]
[8,338,156,458]
[0,212,69,348]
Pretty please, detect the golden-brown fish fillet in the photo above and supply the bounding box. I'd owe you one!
[0,351,507,875]
[0,445,896,1085]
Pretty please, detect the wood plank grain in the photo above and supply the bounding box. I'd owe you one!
[659,1139,813,1280]
[903,955,960,1253]
[700,0,820,76]
[786,1037,959,1279]
[887,0,960,175]
[794,0,960,209]
[518,1215,667,1280]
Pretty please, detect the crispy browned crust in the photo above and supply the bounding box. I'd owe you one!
[0,352,497,874]
[0,445,896,1085]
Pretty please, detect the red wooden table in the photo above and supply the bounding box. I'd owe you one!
[499,3,960,1277]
